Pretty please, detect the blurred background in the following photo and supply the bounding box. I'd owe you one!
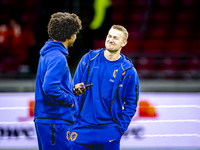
[0,0,200,149]
[0,0,199,81]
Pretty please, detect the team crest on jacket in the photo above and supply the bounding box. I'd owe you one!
[113,69,118,78]
[66,131,71,140]
[122,70,126,75]
[71,132,78,141]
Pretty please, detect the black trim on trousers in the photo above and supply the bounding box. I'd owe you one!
[51,124,55,145]
[134,84,138,104]
[34,117,74,125]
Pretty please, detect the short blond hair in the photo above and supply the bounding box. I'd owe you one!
[111,25,128,41]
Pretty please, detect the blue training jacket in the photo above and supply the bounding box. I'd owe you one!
[34,39,78,124]
[73,49,139,134]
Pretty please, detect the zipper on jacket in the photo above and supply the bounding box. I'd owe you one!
[79,59,91,113]
[110,80,121,124]
[109,67,133,123]
[79,51,100,113]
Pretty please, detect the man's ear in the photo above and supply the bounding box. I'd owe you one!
[122,40,127,47]
[71,34,76,40]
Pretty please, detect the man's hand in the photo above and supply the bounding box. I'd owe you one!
[74,83,86,96]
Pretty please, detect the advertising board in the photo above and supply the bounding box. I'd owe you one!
[0,92,199,149]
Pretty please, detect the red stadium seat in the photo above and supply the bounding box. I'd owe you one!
[187,57,200,70]
[150,8,173,22]
[130,9,145,23]
[93,40,105,49]
[147,23,170,39]
[180,0,198,7]
[126,24,141,40]
[188,40,200,54]
[1,0,18,5]
[154,0,174,7]
[175,9,195,22]
[143,39,166,54]
[22,0,38,7]
[132,0,148,7]
[166,39,188,54]
[158,57,182,79]
[123,40,139,52]
[112,7,127,23]
[112,14,126,23]
[112,0,128,6]
[135,57,156,70]
[172,23,192,39]
[161,57,184,70]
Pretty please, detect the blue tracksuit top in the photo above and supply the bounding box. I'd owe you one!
[73,48,139,134]
[34,39,78,124]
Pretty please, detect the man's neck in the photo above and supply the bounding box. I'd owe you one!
[104,50,121,61]
[54,39,69,49]
[61,40,69,49]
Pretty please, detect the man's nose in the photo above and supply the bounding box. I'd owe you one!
[109,38,114,42]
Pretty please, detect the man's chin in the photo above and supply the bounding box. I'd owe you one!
[68,44,74,47]
[106,49,118,53]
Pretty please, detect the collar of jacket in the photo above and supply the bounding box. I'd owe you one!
[88,48,134,71]
[40,39,69,57]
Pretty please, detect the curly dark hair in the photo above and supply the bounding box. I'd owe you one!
[47,12,82,41]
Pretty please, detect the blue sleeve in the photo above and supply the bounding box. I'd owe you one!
[42,55,74,106]
[119,68,139,134]
[73,54,89,106]
[73,54,89,85]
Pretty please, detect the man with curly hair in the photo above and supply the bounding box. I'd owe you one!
[34,12,84,150]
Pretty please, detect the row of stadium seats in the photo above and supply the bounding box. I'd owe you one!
[0,0,38,78]
[94,39,200,54]
[112,8,197,23]
[112,0,198,7]
[92,0,200,79]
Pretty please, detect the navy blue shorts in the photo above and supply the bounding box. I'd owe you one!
[35,123,71,150]
[70,122,122,150]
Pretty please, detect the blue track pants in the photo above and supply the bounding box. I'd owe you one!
[70,122,122,150]
[35,123,71,150]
